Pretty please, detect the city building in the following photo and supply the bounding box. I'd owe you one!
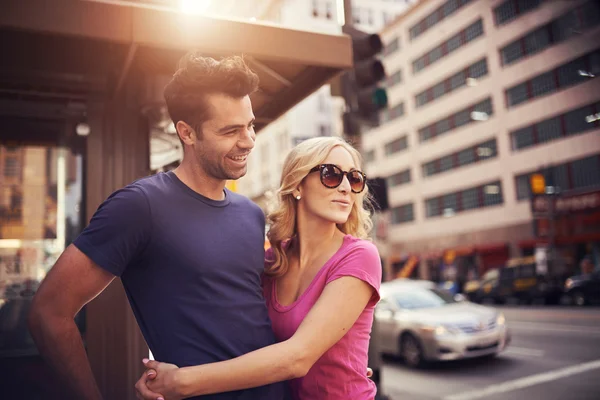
[363,0,600,283]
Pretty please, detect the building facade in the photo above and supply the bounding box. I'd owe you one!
[363,0,600,283]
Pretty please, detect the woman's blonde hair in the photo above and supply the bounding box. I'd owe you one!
[265,137,373,277]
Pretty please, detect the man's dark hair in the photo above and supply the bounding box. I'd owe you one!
[164,51,259,134]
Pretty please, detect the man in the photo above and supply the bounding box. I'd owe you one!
[28,52,287,400]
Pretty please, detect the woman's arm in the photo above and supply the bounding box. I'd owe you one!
[145,275,374,398]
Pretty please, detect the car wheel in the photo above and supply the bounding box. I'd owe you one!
[401,333,424,368]
[572,291,586,306]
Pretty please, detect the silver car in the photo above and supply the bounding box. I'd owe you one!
[374,279,510,368]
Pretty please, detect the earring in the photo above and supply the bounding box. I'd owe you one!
[295,195,301,200]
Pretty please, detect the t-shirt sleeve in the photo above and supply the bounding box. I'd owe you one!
[73,184,151,277]
[326,240,383,306]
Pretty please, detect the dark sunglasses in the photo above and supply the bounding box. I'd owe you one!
[308,164,367,193]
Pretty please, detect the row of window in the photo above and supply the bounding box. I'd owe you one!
[422,138,497,177]
[506,49,600,108]
[380,102,405,124]
[387,169,411,189]
[409,0,474,40]
[384,135,408,156]
[425,181,504,218]
[415,58,488,108]
[419,98,493,142]
[512,101,600,151]
[412,19,484,74]
[389,154,600,224]
[494,0,542,26]
[500,1,600,66]
[515,153,600,200]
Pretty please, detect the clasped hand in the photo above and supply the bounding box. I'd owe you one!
[135,358,182,400]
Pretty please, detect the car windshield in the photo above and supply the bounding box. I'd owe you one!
[393,288,457,310]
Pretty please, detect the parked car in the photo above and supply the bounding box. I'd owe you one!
[564,270,600,306]
[374,279,510,368]
[464,256,563,305]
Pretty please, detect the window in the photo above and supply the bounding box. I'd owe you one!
[387,169,411,187]
[458,147,475,166]
[419,98,493,142]
[384,135,408,155]
[391,203,414,224]
[425,181,503,218]
[415,59,488,108]
[385,69,402,88]
[353,7,361,24]
[422,138,498,177]
[571,155,600,190]
[367,9,374,25]
[383,37,400,56]
[506,50,599,108]
[494,0,542,26]
[511,101,600,151]
[3,157,20,177]
[515,174,530,200]
[319,124,330,136]
[530,71,556,98]
[469,59,488,79]
[364,149,375,163]
[409,0,474,41]
[412,19,484,74]
[380,102,405,124]
[536,117,561,143]
[464,19,483,42]
[462,187,479,210]
[325,1,332,19]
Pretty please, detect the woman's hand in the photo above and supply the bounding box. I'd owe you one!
[135,367,164,400]
[135,358,182,400]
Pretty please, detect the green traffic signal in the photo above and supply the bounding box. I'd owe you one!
[373,88,388,109]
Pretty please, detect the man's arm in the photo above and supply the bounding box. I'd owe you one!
[28,244,116,400]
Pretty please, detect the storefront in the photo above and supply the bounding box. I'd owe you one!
[528,188,600,278]
[0,1,352,398]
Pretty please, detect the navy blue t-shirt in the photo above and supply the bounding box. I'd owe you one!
[74,171,287,399]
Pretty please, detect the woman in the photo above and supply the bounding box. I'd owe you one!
[136,137,382,399]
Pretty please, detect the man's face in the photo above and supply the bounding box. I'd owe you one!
[193,93,256,181]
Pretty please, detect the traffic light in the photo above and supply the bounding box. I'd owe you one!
[340,26,388,134]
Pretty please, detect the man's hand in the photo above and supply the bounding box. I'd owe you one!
[135,359,182,400]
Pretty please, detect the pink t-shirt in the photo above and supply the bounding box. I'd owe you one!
[263,235,382,400]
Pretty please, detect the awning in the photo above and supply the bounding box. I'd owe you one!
[0,0,353,131]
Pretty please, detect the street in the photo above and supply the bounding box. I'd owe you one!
[381,306,600,400]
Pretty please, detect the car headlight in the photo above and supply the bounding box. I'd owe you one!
[496,313,506,326]
[565,278,574,289]
[421,325,460,336]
